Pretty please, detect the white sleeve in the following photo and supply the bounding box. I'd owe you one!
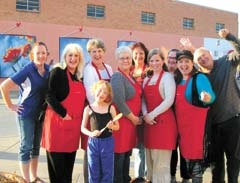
[141,77,148,116]
[83,64,98,104]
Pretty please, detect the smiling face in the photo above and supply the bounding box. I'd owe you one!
[167,51,177,73]
[117,52,132,72]
[95,84,109,102]
[132,46,145,66]
[32,44,48,66]
[89,47,105,65]
[177,57,194,79]
[194,48,214,73]
[149,54,164,74]
[65,48,80,73]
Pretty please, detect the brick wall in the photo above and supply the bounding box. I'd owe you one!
[0,0,238,37]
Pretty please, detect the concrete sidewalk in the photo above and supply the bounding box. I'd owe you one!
[0,97,84,182]
[0,96,237,183]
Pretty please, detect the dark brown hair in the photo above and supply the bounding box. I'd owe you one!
[131,42,149,66]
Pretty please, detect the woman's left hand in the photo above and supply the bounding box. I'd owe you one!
[143,114,157,125]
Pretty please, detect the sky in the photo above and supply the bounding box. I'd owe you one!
[177,0,240,35]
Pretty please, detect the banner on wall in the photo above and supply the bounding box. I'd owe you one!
[117,40,136,47]
[59,37,91,64]
[0,34,36,77]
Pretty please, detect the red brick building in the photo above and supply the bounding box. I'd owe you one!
[0,0,238,79]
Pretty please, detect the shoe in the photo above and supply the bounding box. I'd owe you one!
[182,179,191,183]
[171,176,177,183]
[31,177,46,183]
[131,177,146,183]
[145,180,152,183]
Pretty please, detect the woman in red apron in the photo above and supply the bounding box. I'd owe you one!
[174,50,215,183]
[41,43,86,183]
[130,42,149,181]
[110,46,142,183]
[142,48,177,183]
[83,38,113,183]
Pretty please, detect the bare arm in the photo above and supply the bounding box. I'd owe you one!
[0,78,23,112]
[219,28,240,62]
[106,105,120,131]
[179,37,196,53]
[81,106,100,137]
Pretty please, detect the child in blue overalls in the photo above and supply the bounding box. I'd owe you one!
[81,80,120,183]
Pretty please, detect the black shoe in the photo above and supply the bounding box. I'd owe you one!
[131,177,146,183]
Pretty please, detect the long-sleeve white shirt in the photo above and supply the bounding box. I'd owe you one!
[83,62,113,104]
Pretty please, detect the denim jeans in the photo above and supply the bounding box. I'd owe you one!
[186,159,203,183]
[17,116,43,163]
[133,142,146,178]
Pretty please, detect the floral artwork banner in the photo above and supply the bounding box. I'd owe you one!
[0,34,36,77]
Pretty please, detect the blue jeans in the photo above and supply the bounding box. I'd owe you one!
[17,116,43,163]
[133,142,146,178]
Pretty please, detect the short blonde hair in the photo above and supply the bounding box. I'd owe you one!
[86,38,106,52]
[91,80,113,103]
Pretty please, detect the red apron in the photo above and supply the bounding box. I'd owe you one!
[113,75,142,153]
[42,70,86,152]
[143,71,177,149]
[175,81,208,159]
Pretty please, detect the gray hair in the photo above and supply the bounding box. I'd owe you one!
[194,47,211,63]
[115,46,132,60]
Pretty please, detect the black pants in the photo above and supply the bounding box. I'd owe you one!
[114,150,132,183]
[170,145,190,179]
[211,116,240,183]
[46,151,77,183]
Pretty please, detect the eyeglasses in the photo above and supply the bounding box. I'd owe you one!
[119,57,131,61]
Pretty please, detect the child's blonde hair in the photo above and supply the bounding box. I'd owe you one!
[91,80,113,103]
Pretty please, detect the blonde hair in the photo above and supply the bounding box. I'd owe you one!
[55,43,84,80]
[86,38,106,52]
[91,80,113,103]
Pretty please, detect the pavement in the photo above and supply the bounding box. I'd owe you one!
[0,93,85,182]
[0,92,238,183]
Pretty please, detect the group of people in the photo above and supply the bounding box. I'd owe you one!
[0,28,240,183]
